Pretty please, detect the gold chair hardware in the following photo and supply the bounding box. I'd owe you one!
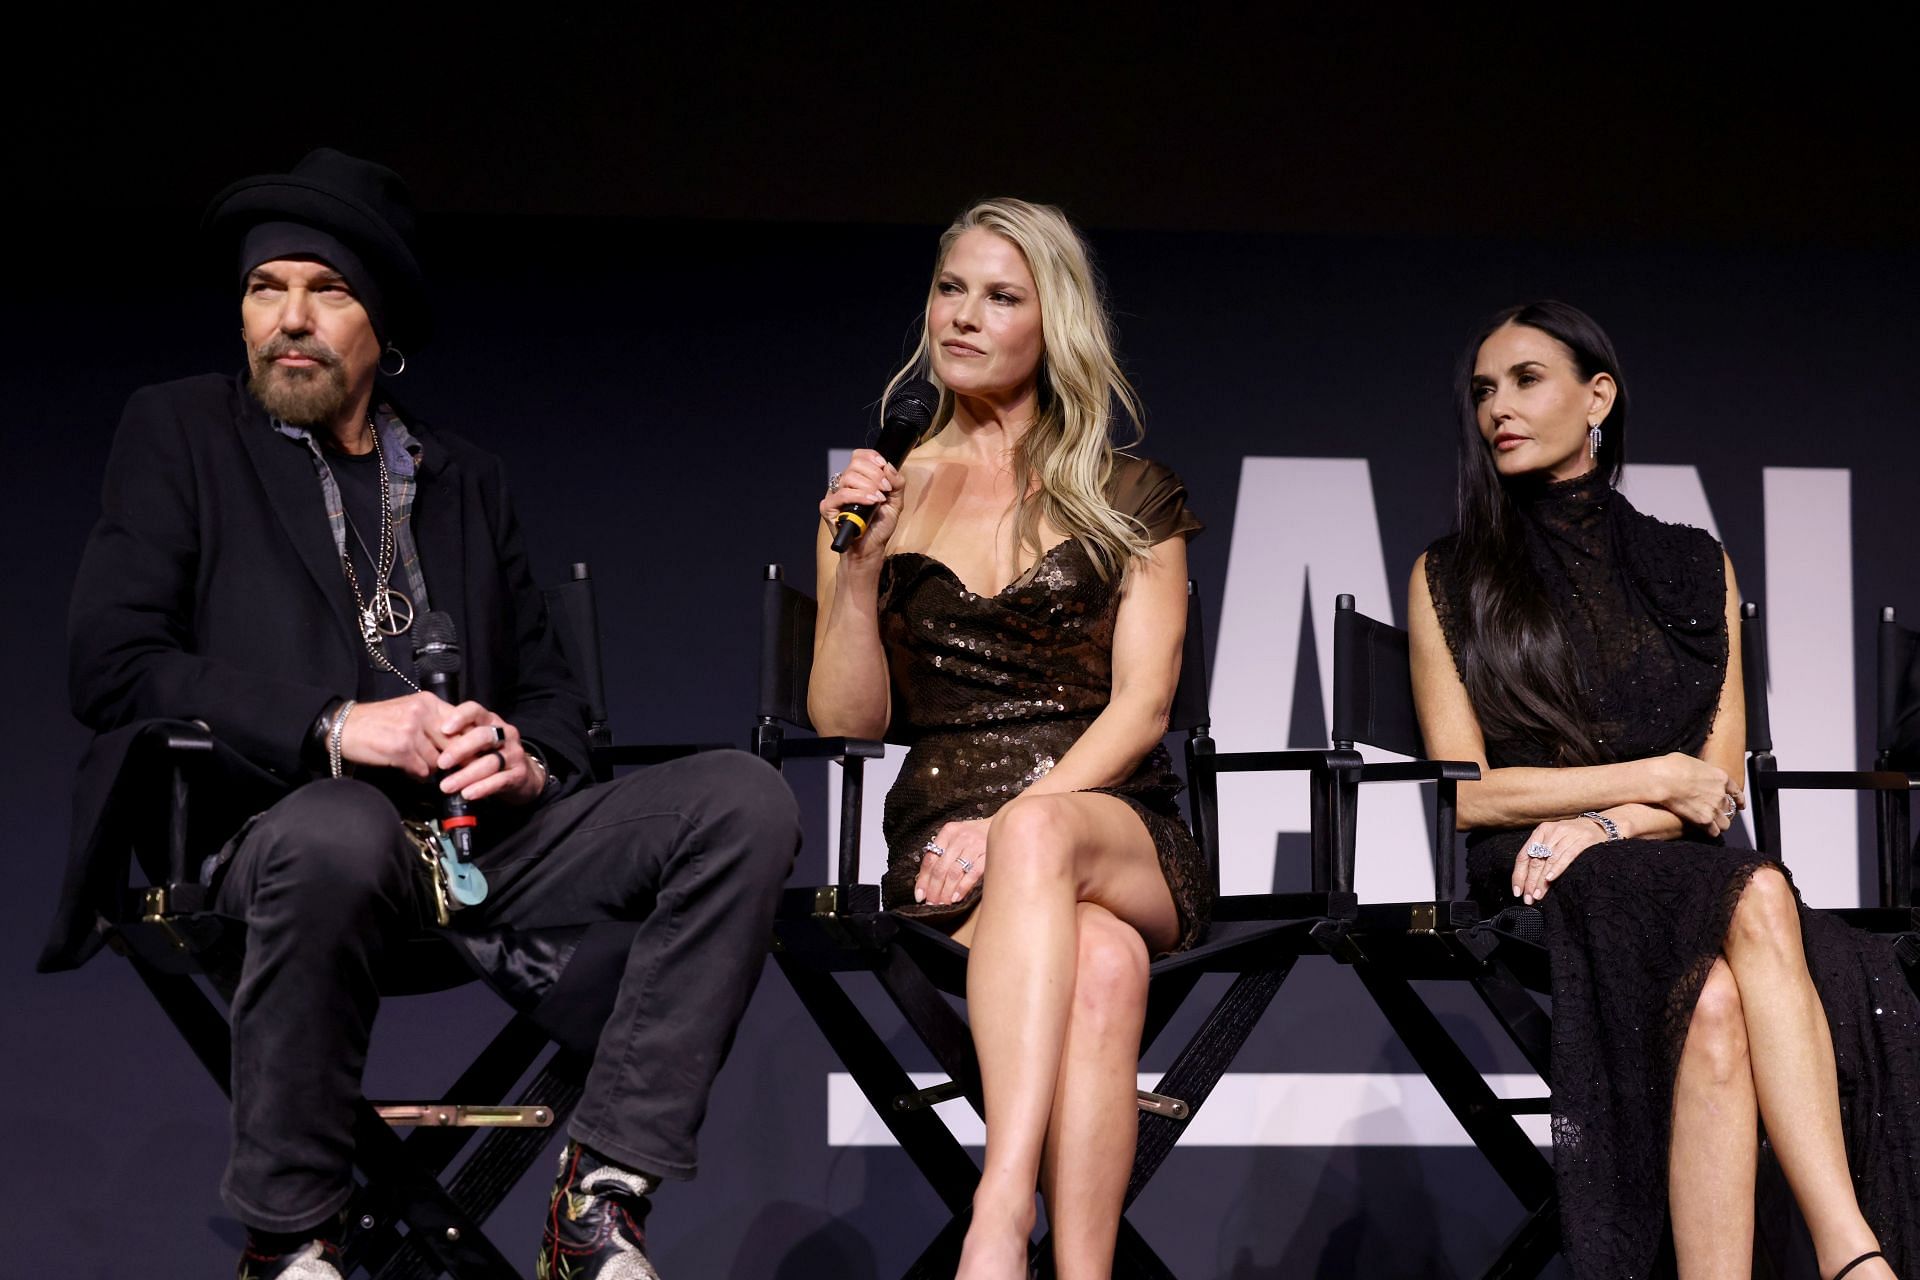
[374,1104,554,1128]
[1136,1090,1189,1119]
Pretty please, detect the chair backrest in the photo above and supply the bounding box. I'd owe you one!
[1739,601,1786,858]
[1880,606,1920,770]
[758,564,820,730]
[1740,601,1774,756]
[543,563,611,750]
[1330,593,1423,757]
[1328,593,1476,896]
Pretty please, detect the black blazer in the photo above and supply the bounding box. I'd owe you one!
[44,373,591,969]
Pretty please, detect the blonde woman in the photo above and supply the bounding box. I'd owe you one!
[809,199,1209,1279]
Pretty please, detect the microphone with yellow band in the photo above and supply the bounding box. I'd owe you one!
[830,378,939,553]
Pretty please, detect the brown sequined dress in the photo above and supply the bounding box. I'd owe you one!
[876,456,1212,952]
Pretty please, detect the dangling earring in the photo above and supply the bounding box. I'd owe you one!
[1588,422,1603,459]
[379,345,407,377]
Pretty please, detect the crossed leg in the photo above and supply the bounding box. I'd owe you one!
[1668,868,1894,1279]
[949,792,1179,1280]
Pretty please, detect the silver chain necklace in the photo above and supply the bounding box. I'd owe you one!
[333,414,419,692]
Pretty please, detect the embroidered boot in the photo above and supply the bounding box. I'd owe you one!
[537,1140,663,1280]
[236,1214,345,1279]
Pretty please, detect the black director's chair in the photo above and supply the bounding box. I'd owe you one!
[95,563,714,1279]
[1307,594,1559,1277]
[1322,594,1920,1279]
[754,563,1358,1280]
[1744,602,1920,923]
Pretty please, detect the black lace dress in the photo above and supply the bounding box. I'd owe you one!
[1425,471,1920,1278]
[875,456,1213,953]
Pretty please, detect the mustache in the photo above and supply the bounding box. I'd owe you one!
[255,334,339,366]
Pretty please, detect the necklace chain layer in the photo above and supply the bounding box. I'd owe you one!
[334,414,419,693]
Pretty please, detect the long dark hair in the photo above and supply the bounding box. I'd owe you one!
[1448,300,1628,765]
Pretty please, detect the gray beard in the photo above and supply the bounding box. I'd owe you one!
[248,358,351,428]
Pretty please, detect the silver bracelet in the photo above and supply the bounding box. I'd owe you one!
[522,740,553,793]
[1579,810,1621,841]
[327,700,358,779]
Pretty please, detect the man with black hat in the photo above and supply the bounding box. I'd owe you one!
[58,149,800,1279]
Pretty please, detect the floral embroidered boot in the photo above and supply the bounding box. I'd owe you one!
[236,1213,345,1279]
[536,1140,662,1280]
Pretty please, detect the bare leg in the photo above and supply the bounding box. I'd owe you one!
[1037,903,1151,1280]
[952,793,1178,1280]
[1669,959,1758,1279]
[1722,869,1891,1278]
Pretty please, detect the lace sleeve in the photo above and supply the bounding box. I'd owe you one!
[1421,534,1469,673]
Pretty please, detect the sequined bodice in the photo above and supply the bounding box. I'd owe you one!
[879,539,1121,739]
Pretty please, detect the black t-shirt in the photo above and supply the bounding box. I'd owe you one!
[326,445,420,703]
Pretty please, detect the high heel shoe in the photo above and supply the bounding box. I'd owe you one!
[1831,1251,1886,1280]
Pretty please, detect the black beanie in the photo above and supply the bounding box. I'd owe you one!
[239,220,390,347]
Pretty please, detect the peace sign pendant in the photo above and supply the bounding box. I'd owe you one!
[362,588,415,640]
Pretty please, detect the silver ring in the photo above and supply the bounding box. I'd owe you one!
[1722,794,1737,818]
[956,857,974,873]
[1525,842,1555,860]
[922,841,945,859]
[490,725,506,745]
[827,471,842,495]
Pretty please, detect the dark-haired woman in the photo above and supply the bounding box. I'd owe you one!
[1410,301,1918,1278]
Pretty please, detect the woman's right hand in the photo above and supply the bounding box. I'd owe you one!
[819,447,904,565]
[1655,752,1739,833]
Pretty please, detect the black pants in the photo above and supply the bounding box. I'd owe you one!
[211,750,800,1233]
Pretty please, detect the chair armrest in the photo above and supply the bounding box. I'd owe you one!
[145,719,217,757]
[775,737,886,762]
[1204,748,1365,775]
[1356,760,1481,784]
[592,742,733,768]
[1756,769,1918,793]
[135,720,217,890]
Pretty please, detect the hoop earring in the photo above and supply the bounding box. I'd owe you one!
[379,345,407,377]
[1588,423,1603,459]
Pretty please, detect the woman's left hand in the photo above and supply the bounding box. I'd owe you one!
[915,818,990,905]
[1511,816,1611,905]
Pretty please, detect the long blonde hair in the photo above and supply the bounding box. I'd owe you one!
[883,198,1150,580]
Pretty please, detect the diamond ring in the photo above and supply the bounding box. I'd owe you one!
[827,471,843,495]
[1722,794,1738,818]
[921,841,945,859]
[956,857,974,873]
[1525,842,1555,860]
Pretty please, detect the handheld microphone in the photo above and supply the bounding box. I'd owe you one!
[830,378,939,553]
[413,611,476,858]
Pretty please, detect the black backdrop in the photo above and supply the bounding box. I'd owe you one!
[5,214,1915,1277]
[5,15,1919,1277]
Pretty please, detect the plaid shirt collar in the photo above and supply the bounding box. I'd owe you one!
[271,404,433,616]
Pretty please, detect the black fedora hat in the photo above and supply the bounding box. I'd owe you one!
[205,147,431,350]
